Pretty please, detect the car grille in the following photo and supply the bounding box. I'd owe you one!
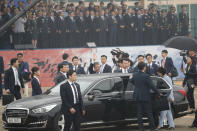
[6,109,28,118]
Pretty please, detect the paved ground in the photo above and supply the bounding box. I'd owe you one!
[0,86,196,131]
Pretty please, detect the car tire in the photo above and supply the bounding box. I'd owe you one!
[51,112,73,131]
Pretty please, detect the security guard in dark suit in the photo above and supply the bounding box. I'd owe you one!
[116,9,126,45]
[179,5,189,36]
[158,9,169,43]
[37,11,49,48]
[60,70,85,131]
[168,6,178,37]
[130,62,160,131]
[143,9,152,44]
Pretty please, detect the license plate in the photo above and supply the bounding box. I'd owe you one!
[7,117,21,124]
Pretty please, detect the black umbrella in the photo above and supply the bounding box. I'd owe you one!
[164,36,197,51]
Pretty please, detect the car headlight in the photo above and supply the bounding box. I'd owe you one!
[32,104,57,114]
[2,106,7,113]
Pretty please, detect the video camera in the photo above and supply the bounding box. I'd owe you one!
[180,50,188,56]
[111,49,129,59]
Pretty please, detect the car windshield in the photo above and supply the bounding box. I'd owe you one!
[47,78,94,95]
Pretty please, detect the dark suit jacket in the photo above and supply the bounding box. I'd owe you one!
[183,64,197,86]
[130,71,159,102]
[114,68,133,73]
[60,81,84,114]
[88,63,96,74]
[4,67,24,93]
[146,63,158,76]
[74,65,86,74]
[54,72,67,85]
[102,64,112,73]
[31,77,42,96]
[0,56,4,75]
[57,61,73,72]
[161,57,174,74]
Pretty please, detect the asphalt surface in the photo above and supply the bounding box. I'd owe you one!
[0,87,196,131]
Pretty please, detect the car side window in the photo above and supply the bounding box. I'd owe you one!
[126,80,135,91]
[113,77,124,91]
[92,79,112,94]
[151,77,170,89]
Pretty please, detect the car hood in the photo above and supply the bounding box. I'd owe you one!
[7,94,61,109]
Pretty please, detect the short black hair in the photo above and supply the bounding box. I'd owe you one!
[72,56,78,61]
[138,55,144,58]
[62,53,69,60]
[138,62,146,71]
[67,70,76,78]
[59,64,69,69]
[17,53,23,57]
[157,67,166,75]
[162,50,168,54]
[146,53,152,58]
[101,55,107,59]
[10,58,18,65]
[122,58,129,62]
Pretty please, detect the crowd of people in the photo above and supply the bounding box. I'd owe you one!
[0,0,190,48]
[0,48,196,130]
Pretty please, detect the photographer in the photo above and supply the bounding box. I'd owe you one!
[182,50,197,65]
[181,56,197,112]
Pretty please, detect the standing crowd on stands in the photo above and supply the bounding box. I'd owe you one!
[0,0,190,48]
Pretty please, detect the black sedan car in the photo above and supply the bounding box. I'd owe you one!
[2,73,189,131]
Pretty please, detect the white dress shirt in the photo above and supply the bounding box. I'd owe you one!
[12,66,21,87]
[68,80,78,104]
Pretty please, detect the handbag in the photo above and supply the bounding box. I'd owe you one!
[152,96,169,112]
[171,66,178,77]
[2,94,14,106]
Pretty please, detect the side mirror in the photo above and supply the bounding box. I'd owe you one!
[88,95,95,101]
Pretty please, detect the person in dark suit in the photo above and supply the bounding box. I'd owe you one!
[116,9,126,44]
[182,56,197,112]
[158,9,169,43]
[168,6,178,37]
[100,55,112,73]
[0,56,4,99]
[135,9,144,45]
[48,11,57,48]
[108,10,118,46]
[76,11,86,47]
[31,67,42,96]
[60,70,85,131]
[179,5,189,36]
[4,58,24,100]
[87,10,96,43]
[146,54,158,76]
[17,53,30,97]
[133,55,145,72]
[56,11,65,48]
[125,8,135,45]
[189,110,197,128]
[114,58,133,73]
[96,10,108,46]
[72,56,85,74]
[57,53,73,72]
[37,11,49,48]
[161,50,175,78]
[54,64,69,85]
[130,62,160,131]
[88,62,101,74]
[65,11,79,47]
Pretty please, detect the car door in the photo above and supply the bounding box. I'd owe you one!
[83,78,113,122]
[150,76,172,112]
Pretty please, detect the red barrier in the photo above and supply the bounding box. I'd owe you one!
[0,48,92,87]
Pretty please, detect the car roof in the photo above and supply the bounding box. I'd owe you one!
[77,73,133,80]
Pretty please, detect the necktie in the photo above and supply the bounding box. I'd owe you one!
[162,59,165,68]
[71,83,79,103]
[75,66,77,71]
